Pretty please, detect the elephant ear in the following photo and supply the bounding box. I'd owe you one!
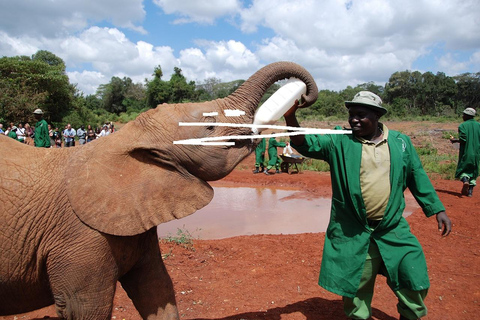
[65,140,214,236]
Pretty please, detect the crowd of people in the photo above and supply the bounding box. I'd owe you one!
[0,108,116,148]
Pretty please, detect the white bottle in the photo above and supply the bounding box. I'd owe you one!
[252,77,306,134]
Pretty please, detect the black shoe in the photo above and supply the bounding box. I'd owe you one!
[461,183,470,196]
[275,169,281,174]
[468,185,474,197]
[253,168,259,174]
[264,169,270,175]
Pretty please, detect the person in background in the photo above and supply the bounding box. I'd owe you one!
[100,125,110,137]
[48,124,55,147]
[450,107,480,197]
[0,123,4,135]
[63,124,76,147]
[7,125,18,140]
[253,137,266,174]
[53,127,62,147]
[77,125,86,145]
[284,91,451,320]
[264,137,286,175]
[16,123,26,143]
[33,109,51,148]
[24,123,35,146]
[86,124,96,142]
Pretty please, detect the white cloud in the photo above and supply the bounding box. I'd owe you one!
[0,0,146,37]
[67,70,107,95]
[1,0,480,95]
[153,0,241,24]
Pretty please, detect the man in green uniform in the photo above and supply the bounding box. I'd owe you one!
[284,91,451,320]
[253,137,266,174]
[7,126,18,140]
[264,137,286,175]
[33,108,51,148]
[450,107,480,197]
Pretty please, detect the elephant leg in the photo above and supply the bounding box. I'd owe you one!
[119,231,179,320]
[47,241,118,319]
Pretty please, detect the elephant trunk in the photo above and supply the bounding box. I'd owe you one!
[222,61,318,118]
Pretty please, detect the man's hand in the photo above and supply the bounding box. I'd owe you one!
[283,99,299,120]
[436,211,452,236]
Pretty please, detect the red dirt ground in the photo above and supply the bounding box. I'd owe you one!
[3,121,480,320]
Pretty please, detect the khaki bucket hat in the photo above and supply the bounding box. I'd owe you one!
[33,108,44,114]
[345,91,387,116]
[463,107,476,116]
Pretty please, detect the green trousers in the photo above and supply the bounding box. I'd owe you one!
[343,240,428,320]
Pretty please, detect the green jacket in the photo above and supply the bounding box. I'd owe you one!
[267,138,286,167]
[455,119,480,180]
[7,130,17,140]
[255,138,266,165]
[34,119,51,148]
[293,129,445,298]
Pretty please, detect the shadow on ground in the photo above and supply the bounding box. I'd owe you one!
[191,297,397,320]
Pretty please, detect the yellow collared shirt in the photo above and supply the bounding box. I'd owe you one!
[356,124,391,221]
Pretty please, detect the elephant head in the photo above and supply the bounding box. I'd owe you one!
[65,61,318,236]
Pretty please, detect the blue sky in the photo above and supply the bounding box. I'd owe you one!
[1,0,479,95]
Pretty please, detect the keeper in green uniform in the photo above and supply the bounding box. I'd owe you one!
[253,137,266,174]
[284,91,452,320]
[264,137,286,175]
[33,108,51,148]
[450,107,480,197]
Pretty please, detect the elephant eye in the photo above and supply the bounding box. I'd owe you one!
[204,116,216,131]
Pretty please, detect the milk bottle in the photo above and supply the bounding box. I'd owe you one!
[252,78,306,134]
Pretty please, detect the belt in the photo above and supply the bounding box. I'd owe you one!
[367,219,382,228]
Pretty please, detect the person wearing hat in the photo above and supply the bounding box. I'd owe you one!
[450,107,480,197]
[33,108,51,148]
[7,125,18,140]
[283,91,451,320]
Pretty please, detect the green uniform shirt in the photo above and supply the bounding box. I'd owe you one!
[255,138,266,167]
[34,119,51,148]
[267,138,286,167]
[455,119,480,182]
[292,128,445,298]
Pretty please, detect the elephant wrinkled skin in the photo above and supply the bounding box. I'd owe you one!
[0,61,318,319]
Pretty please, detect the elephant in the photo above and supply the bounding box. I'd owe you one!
[0,61,318,319]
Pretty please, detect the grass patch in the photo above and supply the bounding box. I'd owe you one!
[416,144,457,180]
[159,227,198,259]
[300,158,330,172]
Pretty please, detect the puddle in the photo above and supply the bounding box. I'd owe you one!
[157,187,420,240]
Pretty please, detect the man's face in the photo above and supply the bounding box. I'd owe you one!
[348,106,379,139]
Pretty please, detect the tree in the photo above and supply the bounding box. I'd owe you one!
[454,72,480,112]
[97,76,145,114]
[0,51,74,124]
[169,67,196,103]
[146,65,171,108]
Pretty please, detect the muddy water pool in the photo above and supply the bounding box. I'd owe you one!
[157,187,419,240]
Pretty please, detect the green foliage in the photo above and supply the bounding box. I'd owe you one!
[160,227,197,252]
[0,52,75,124]
[300,158,330,172]
[2,51,480,132]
